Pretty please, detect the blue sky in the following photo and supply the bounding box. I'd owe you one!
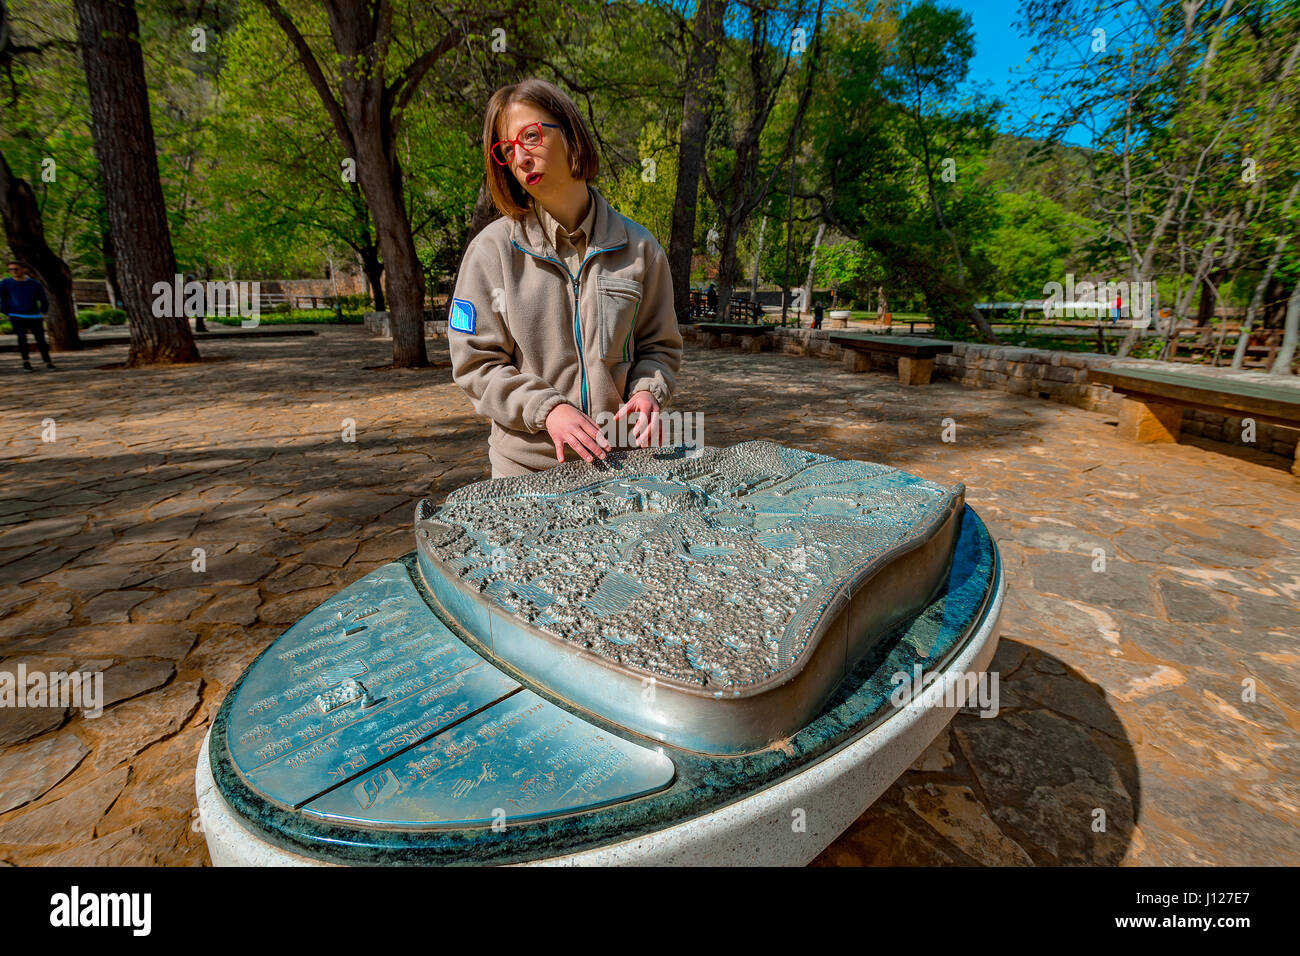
[948,0,1040,134]
[948,0,1104,145]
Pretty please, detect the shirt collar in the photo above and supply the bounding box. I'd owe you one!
[511,184,629,258]
[532,184,596,250]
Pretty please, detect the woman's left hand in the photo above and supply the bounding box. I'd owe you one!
[613,390,661,448]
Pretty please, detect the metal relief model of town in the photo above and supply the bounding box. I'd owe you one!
[419,441,961,688]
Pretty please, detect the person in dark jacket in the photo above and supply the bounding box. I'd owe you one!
[1,260,56,371]
[706,283,717,318]
[813,301,824,329]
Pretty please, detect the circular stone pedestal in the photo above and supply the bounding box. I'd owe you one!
[197,562,1001,865]
[197,516,1004,866]
[198,445,1006,866]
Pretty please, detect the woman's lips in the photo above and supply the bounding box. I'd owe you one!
[526,172,543,185]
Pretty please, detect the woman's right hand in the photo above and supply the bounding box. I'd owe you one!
[545,402,612,465]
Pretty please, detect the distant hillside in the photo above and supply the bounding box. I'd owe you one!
[983,134,1095,216]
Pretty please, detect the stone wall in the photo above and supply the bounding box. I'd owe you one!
[681,325,1300,459]
[931,341,1117,413]
[363,312,448,340]
[260,275,367,297]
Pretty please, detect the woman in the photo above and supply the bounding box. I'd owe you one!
[448,79,683,479]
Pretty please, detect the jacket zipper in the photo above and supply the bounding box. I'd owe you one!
[510,238,627,416]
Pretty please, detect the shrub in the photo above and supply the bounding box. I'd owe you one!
[75,308,128,327]
[336,293,371,311]
[209,309,365,326]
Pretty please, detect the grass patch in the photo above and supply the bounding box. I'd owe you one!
[209,310,365,326]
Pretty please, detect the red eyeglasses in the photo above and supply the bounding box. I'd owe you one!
[491,121,560,166]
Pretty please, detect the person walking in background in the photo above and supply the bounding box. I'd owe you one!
[813,300,824,330]
[706,283,717,319]
[1,260,56,371]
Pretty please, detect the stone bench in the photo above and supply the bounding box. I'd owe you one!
[829,333,954,385]
[696,322,772,354]
[1087,367,1300,475]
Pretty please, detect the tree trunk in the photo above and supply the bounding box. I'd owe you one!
[669,0,725,326]
[780,105,805,327]
[749,214,766,300]
[74,0,197,365]
[1232,178,1299,369]
[1265,276,1287,327]
[466,177,498,246]
[799,222,824,325]
[261,0,444,368]
[715,211,743,323]
[1193,272,1215,345]
[349,118,427,368]
[101,219,120,307]
[360,241,385,312]
[190,269,207,332]
[1234,262,1282,370]
[0,149,80,350]
[1270,274,1300,375]
[1193,273,1215,325]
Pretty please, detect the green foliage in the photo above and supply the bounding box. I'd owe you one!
[600,121,678,249]
[76,308,128,327]
[802,0,1002,338]
[1018,0,1300,329]
[209,310,364,326]
[974,190,1096,300]
[8,0,1286,350]
[813,239,886,302]
[332,294,372,311]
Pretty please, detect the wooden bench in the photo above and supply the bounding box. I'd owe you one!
[1087,367,1300,475]
[696,322,772,353]
[829,333,954,385]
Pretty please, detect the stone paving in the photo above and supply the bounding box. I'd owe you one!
[0,325,1296,866]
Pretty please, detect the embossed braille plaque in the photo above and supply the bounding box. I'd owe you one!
[416,441,966,754]
[224,562,674,821]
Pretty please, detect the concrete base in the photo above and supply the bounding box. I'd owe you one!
[196,734,337,867]
[196,570,1005,867]
[1117,396,1183,442]
[740,334,765,354]
[844,349,870,373]
[899,356,934,386]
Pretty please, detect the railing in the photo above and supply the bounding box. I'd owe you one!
[687,292,780,325]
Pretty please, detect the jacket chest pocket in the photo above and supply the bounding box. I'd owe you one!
[595,275,642,364]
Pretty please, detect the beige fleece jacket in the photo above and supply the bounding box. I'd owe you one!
[533,187,596,276]
[448,184,683,477]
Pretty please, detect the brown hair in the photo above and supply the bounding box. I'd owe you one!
[483,79,600,220]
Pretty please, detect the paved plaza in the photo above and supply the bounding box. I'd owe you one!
[0,326,1296,866]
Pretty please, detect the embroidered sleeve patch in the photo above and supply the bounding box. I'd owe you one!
[449,297,477,334]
